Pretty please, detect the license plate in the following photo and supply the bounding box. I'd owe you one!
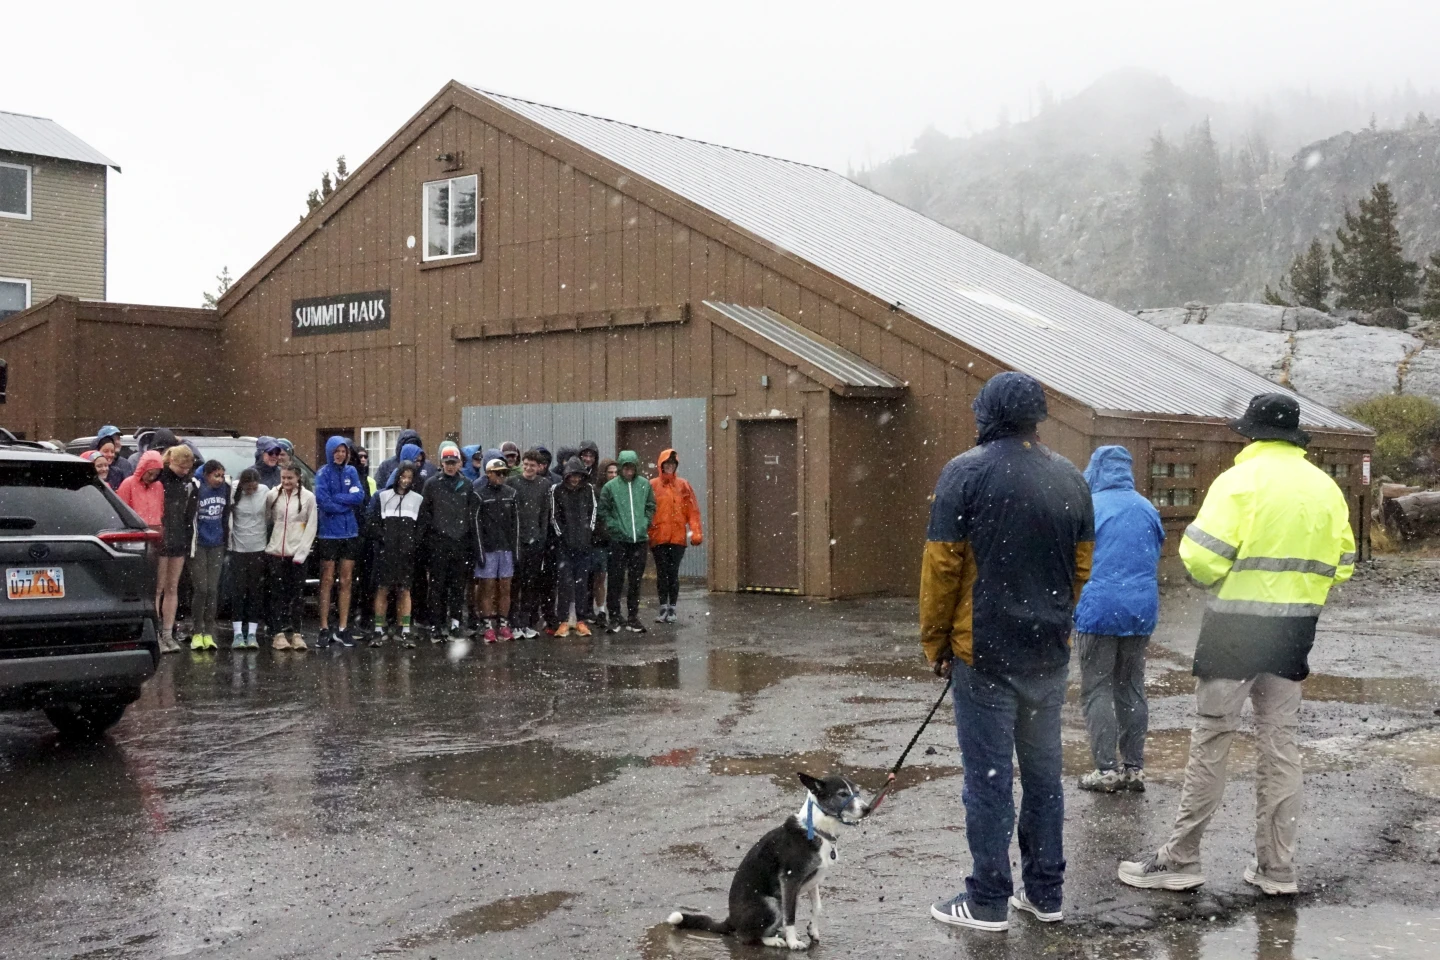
[7,567,65,600]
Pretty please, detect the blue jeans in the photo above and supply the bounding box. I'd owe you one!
[952,659,1067,912]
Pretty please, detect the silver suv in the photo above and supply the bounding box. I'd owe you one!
[0,438,159,739]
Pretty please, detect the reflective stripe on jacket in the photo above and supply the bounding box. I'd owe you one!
[1181,440,1356,680]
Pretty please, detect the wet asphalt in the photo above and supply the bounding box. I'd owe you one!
[2,563,1440,959]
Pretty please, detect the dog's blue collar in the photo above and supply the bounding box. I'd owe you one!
[800,795,848,844]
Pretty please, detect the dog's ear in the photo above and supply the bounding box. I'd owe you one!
[796,772,823,794]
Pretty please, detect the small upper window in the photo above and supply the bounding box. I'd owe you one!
[0,162,31,219]
[0,278,29,321]
[422,175,478,260]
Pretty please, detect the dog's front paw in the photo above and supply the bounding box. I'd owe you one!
[784,935,808,951]
[806,921,820,942]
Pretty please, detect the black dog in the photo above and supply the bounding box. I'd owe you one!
[668,772,868,950]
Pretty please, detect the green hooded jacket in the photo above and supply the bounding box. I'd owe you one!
[597,450,656,543]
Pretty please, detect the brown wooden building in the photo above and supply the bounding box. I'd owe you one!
[0,296,225,441]
[215,82,1373,597]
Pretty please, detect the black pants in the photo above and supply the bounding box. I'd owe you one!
[539,538,560,627]
[265,554,304,632]
[427,536,471,628]
[607,541,649,621]
[229,551,266,625]
[513,542,546,629]
[652,544,686,606]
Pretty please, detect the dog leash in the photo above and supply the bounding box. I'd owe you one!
[865,679,951,816]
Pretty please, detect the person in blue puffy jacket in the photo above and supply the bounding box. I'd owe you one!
[1074,445,1165,794]
[313,436,366,647]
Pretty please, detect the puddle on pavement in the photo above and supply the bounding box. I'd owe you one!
[1303,673,1438,709]
[403,741,626,805]
[1154,903,1440,960]
[702,650,934,696]
[1377,727,1440,799]
[593,658,681,690]
[394,891,574,947]
[708,749,961,794]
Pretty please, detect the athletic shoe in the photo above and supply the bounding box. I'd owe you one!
[1117,854,1205,891]
[370,631,386,648]
[625,618,646,633]
[554,622,572,638]
[607,620,623,634]
[1243,864,1298,896]
[1008,889,1063,922]
[930,892,1009,932]
[1122,767,1147,793]
[575,622,592,637]
[289,633,308,651]
[335,629,355,648]
[272,633,291,651]
[159,634,180,653]
[1079,769,1124,793]
[498,621,514,642]
[232,634,245,650]
[401,633,416,649]
[190,633,207,651]
[483,623,498,644]
[430,627,445,645]
[592,612,607,628]
[521,626,539,639]
[655,604,669,623]
[316,628,332,649]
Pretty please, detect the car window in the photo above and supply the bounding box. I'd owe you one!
[0,462,130,536]
[190,442,316,487]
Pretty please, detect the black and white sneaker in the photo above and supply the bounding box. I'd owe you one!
[335,629,355,648]
[625,618,646,633]
[606,620,623,634]
[401,633,416,649]
[429,626,445,645]
[1117,853,1205,891]
[1008,889,1062,922]
[316,627,332,649]
[369,630,387,648]
[930,892,1009,931]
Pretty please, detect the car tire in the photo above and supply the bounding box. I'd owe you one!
[44,700,131,741]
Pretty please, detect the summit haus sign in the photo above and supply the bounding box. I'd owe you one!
[291,290,391,336]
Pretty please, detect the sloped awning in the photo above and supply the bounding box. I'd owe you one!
[702,301,905,398]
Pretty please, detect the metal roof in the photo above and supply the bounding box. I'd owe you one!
[471,87,1367,433]
[703,301,906,393]
[0,111,118,170]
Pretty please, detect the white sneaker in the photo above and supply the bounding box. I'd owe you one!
[1244,864,1298,896]
[1118,853,1205,891]
[1009,889,1062,922]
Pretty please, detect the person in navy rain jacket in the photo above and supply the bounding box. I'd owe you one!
[1073,445,1166,794]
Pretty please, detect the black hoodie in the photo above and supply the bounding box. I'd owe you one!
[550,457,597,551]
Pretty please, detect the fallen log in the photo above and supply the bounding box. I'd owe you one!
[1383,491,1440,541]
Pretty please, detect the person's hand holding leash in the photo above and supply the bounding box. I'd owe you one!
[933,651,954,680]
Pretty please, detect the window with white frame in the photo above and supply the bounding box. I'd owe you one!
[422,175,478,260]
[0,278,30,320]
[361,426,404,466]
[0,162,31,219]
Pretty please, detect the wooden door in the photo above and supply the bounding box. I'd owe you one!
[738,419,799,590]
[616,417,672,479]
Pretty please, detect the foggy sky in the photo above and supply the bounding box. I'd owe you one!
[8,0,1440,307]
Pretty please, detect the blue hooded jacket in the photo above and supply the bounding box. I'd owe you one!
[460,444,482,482]
[1074,445,1166,636]
[314,436,366,540]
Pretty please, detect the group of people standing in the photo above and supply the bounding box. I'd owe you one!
[88,425,703,653]
[920,374,1355,931]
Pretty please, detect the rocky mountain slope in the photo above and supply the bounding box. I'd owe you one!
[1134,303,1440,410]
[857,71,1440,309]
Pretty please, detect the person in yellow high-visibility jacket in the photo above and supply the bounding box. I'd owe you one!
[1119,393,1356,898]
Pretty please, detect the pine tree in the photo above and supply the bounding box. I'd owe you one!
[201,266,233,309]
[300,155,350,220]
[1331,182,1420,310]
[1138,133,1176,284]
[1421,252,1440,321]
[1288,239,1332,310]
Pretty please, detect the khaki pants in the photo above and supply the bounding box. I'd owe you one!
[1157,673,1303,883]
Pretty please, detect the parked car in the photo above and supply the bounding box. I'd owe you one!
[0,439,159,739]
[64,430,316,486]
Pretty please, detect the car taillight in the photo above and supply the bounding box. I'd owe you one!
[99,530,161,555]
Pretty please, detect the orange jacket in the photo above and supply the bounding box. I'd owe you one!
[649,449,703,547]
